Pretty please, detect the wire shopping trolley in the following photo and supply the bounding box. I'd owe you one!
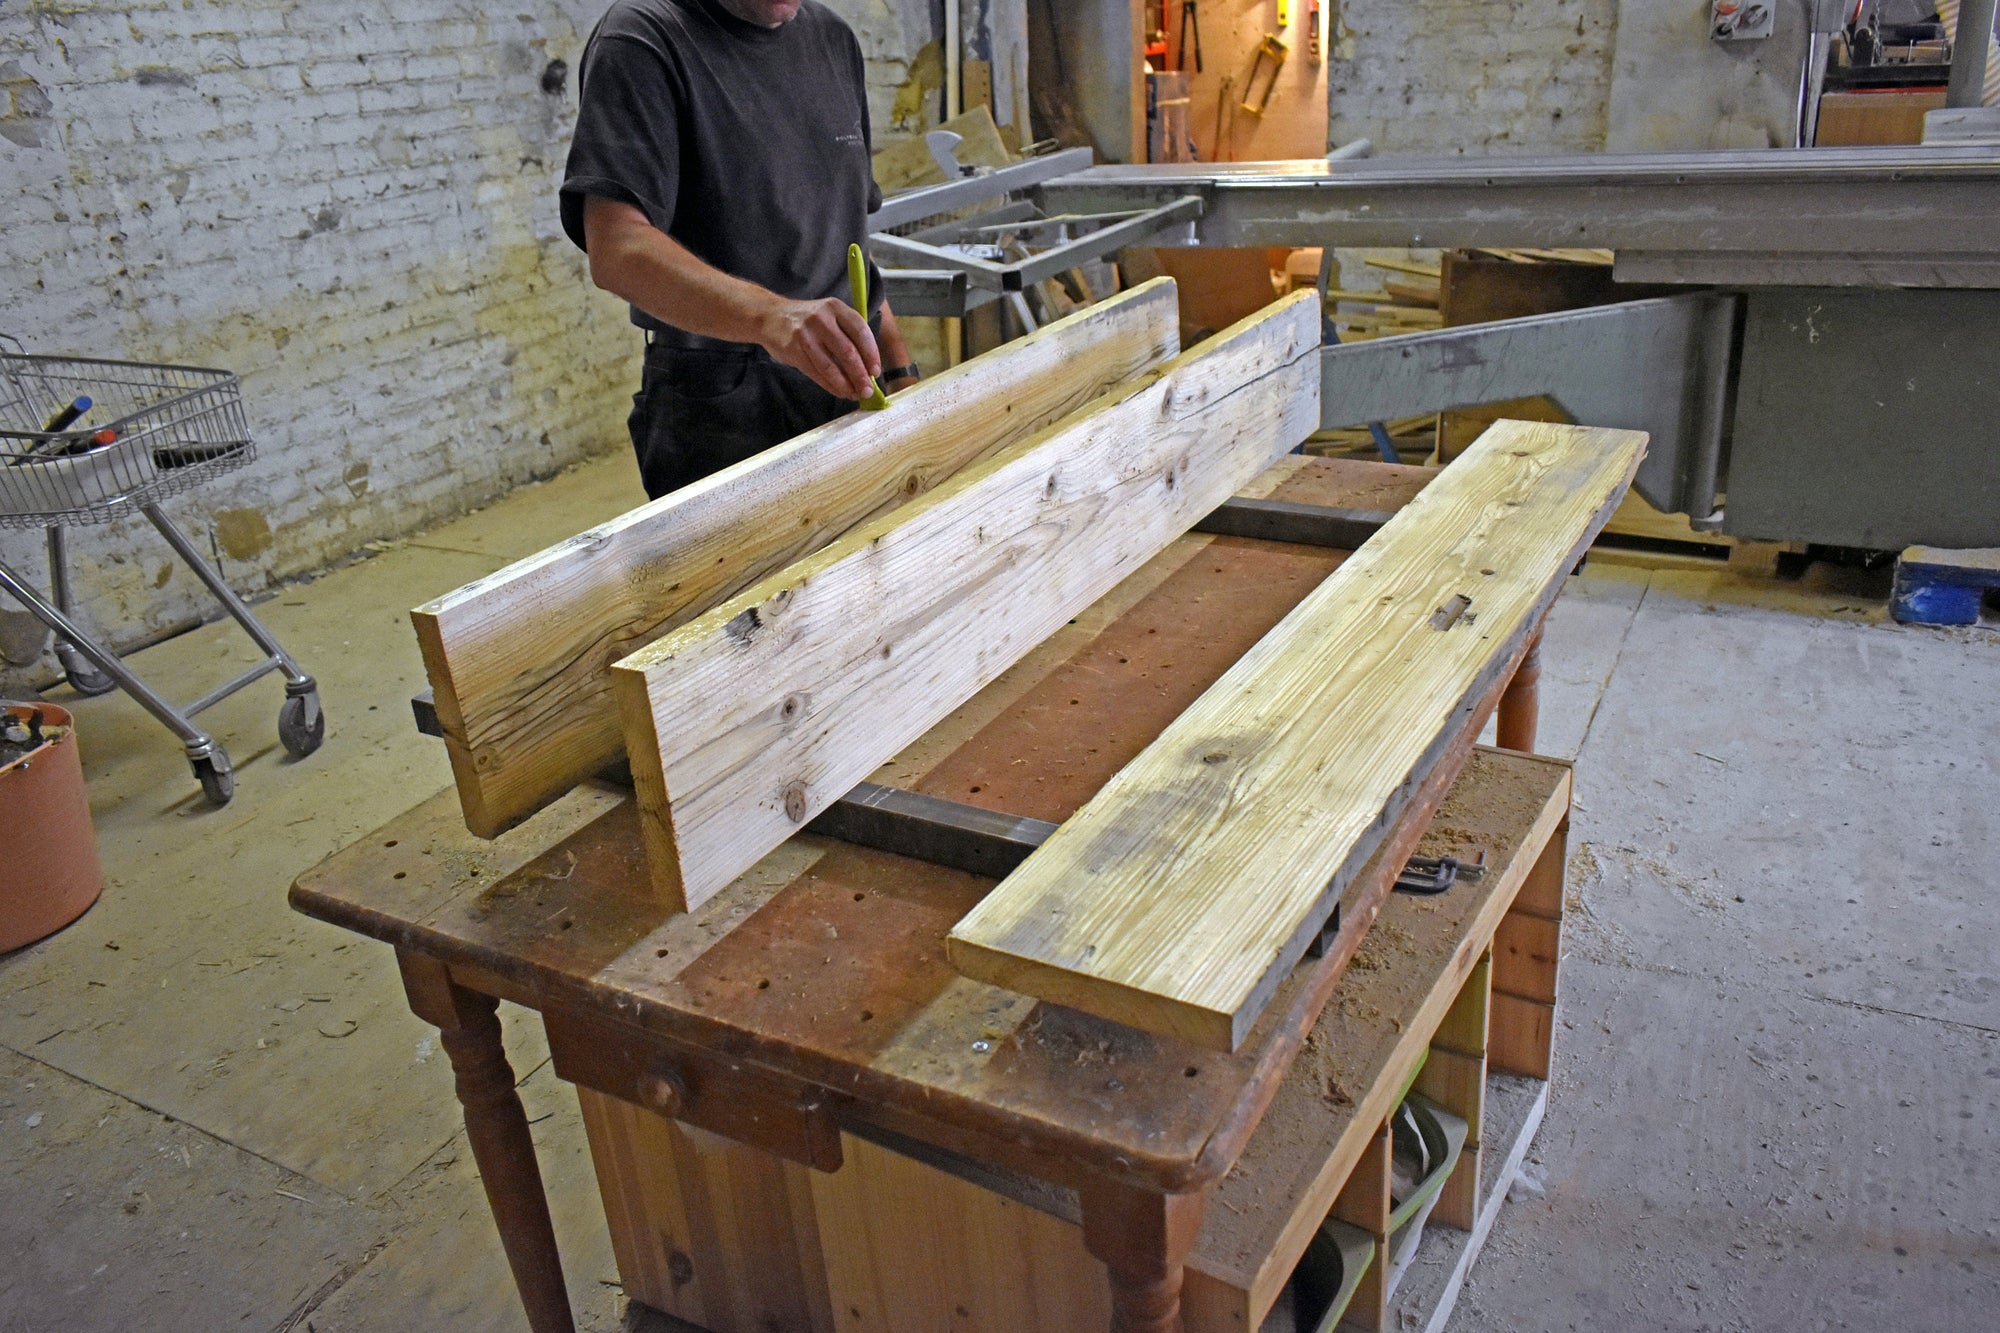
[0,333,324,805]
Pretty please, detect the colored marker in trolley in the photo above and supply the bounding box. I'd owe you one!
[42,395,91,433]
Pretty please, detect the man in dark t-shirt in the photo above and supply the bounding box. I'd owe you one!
[560,0,919,498]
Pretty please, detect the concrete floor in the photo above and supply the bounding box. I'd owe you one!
[2,452,1995,1332]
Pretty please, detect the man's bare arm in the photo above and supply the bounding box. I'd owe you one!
[582,194,880,400]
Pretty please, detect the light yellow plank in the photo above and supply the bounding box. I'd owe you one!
[411,280,1182,837]
[947,419,1644,1050]
[613,292,1323,912]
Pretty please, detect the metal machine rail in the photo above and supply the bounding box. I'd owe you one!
[1036,146,2000,281]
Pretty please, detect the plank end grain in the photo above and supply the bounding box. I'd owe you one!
[948,420,1645,1051]
[412,279,1185,840]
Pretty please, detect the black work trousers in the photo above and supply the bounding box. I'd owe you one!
[627,342,853,499]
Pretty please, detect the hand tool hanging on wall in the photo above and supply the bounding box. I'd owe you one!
[1241,33,1290,116]
[1178,0,1203,72]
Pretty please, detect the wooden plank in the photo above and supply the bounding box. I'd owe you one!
[808,1131,1112,1333]
[1331,1122,1393,1331]
[1488,992,1555,1080]
[576,1091,835,1333]
[411,280,1183,838]
[1491,912,1560,1005]
[948,420,1642,1050]
[613,291,1323,911]
[1415,1047,1486,1232]
[1183,753,1570,1321]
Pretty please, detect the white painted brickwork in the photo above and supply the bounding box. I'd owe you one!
[1,2,642,684]
[0,0,941,691]
[1328,0,1619,154]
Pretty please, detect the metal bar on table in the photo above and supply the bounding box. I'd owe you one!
[807,781,1057,879]
[1194,496,1394,549]
[1315,293,1739,518]
[870,147,1096,232]
[413,687,442,738]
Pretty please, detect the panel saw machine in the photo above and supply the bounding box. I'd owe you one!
[869,141,2000,554]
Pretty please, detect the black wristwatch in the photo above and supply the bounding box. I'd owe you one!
[883,363,922,383]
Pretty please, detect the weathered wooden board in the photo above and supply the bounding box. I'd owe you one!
[947,419,1644,1051]
[613,291,1323,913]
[412,280,1182,837]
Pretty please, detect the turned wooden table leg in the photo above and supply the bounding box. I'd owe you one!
[1079,1180,1206,1333]
[399,952,575,1333]
[1497,628,1543,753]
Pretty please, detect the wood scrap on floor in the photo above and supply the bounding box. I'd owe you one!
[1326,258,1442,346]
[611,292,1324,913]
[946,419,1646,1051]
[410,281,1183,838]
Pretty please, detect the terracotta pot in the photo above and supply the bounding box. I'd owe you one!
[0,701,104,952]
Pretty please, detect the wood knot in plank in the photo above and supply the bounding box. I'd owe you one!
[1429,593,1473,631]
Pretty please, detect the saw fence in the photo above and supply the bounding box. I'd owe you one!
[298,278,1643,1333]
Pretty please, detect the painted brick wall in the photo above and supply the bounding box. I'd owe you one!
[0,2,643,688]
[1327,0,1620,154]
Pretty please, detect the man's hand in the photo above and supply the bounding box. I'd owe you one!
[756,298,881,401]
[582,196,885,401]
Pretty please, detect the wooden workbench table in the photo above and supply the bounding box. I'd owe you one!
[291,458,1557,1333]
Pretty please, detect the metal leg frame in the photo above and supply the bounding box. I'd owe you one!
[45,526,110,691]
[141,504,317,711]
[0,505,324,802]
[0,552,224,767]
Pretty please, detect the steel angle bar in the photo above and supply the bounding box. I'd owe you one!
[808,781,1056,879]
[1037,147,2000,260]
[1317,293,1739,518]
[871,196,1202,292]
[1195,496,1394,549]
[870,147,1095,233]
[1001,196,1202,291]
[877,268,975,318]
[907,199,1037,244]
[867,232,1014,290]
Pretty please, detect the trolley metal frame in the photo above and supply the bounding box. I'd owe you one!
[0,335,324,805]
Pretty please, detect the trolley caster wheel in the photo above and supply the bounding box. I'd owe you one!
[192,753,235,807]
[55,646,116,697]
[278,691,325,758]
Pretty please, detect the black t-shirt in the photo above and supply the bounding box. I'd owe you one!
[560,0,883,352]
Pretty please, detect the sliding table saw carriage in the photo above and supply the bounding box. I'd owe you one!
[871,143,2000,554]
[288,143,1998,1333]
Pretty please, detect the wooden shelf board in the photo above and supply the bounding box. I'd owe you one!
[1381,1073,1550,1333]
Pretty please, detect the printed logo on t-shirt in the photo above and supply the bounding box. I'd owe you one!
[833,125,865,149]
